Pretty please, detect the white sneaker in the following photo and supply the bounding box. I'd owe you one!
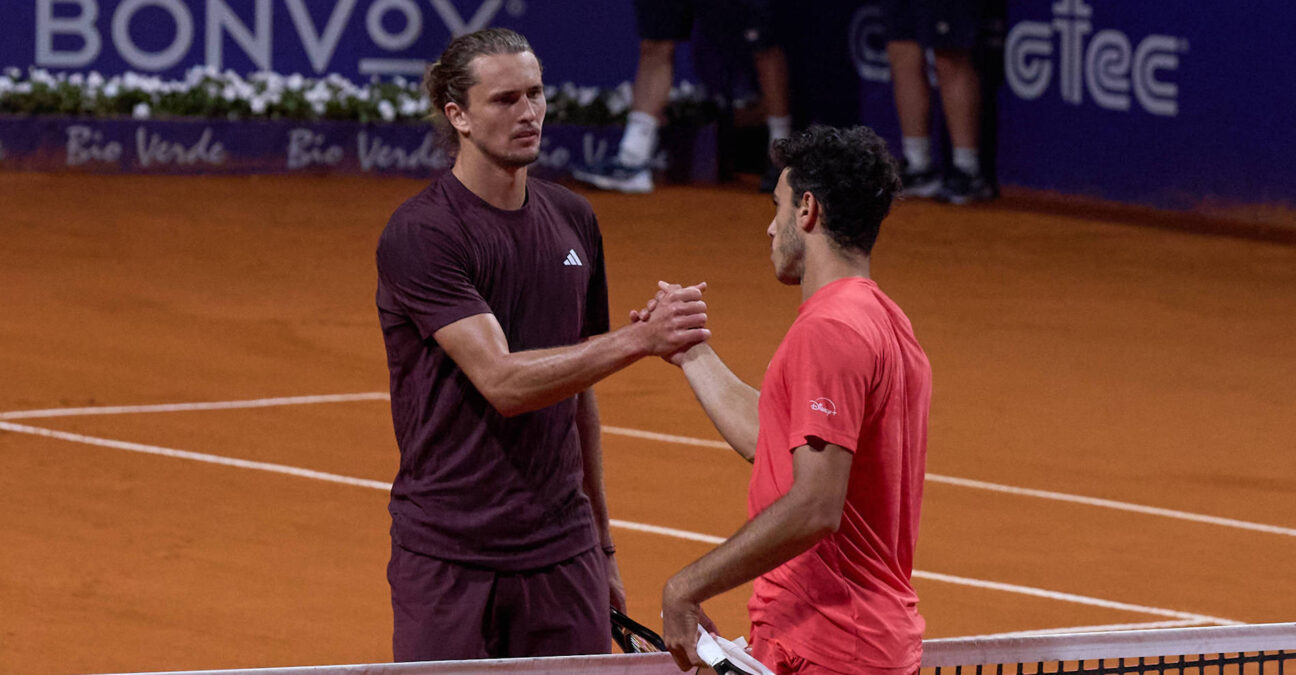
[570,159,654,194]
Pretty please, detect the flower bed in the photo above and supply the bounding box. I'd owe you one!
[0,67,719,182]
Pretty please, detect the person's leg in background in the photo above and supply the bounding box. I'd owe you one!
[884,0,943,198]
[930,0,995,203]
[615,39,675,173]
[744,0,792,191]
[572,0,693,193]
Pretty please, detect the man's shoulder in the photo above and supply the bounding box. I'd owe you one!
[381,174,463,241]
[528,175,595,219]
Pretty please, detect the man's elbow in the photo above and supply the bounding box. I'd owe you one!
[475,375,530,418]
[484,390,529,418]
[802,498,845,537]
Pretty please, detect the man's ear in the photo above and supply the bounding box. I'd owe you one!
[445,102,470,136]
[797,191,820,233]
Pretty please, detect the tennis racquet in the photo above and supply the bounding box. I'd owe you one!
[610,607,667,654]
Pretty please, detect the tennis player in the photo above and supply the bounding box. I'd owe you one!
[647,126,931,674]
[375,28,710,661]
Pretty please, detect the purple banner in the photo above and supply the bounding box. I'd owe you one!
[0,115,718,183]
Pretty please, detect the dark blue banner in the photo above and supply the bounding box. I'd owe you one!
[0,0,660,88]
[846,0,1295,213]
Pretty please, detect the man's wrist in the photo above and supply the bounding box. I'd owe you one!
[601,543,616,556]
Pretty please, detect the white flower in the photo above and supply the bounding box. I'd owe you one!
[87,71,104,89]
[577,86,599,107]
[378,99,396,122]
[3,66,20,79]
[103,80,121,98]
[250,96,267,114]
[399,97,422,117]
[305,82,331,104]
[286,73,305,91]
[69,72,84,87]
[605,82,633,116]
[132,102,151,119]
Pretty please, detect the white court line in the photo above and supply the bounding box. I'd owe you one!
[964,619,1210,640]
[0,419,1237,628]
[911,571,1237,626]
[0,393,390,420]
[1,394,1292,538]
[921,474,1296,538]
[602,425,730,449]
[0,421,392,491]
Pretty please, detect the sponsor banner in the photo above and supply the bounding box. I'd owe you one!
[0,0,678,88]
[0,115,718,182]
[849,0,1295,211]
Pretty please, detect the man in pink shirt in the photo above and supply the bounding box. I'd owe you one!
[649,126,932,674]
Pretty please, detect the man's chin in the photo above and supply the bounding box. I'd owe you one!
[503,149,541,168]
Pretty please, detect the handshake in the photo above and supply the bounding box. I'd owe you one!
[628,280,711,365]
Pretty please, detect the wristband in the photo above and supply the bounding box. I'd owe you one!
[602,544,616,556]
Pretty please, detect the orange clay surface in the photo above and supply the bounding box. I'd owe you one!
[0,172,1293,674]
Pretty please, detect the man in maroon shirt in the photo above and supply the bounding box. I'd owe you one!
[375,28,710,661]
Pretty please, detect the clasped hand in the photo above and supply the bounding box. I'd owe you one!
[630,281,710,360]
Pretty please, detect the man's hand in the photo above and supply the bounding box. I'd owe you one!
[661,575,717,671]
[607,553,627,613]
[631,281,710,357]
[633,281,711,366]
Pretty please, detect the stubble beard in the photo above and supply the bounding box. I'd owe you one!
[775,220,805,285]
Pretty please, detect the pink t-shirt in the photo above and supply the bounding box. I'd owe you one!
[747,277,931,671]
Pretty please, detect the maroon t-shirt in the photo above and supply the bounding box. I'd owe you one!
[375,171,610,571]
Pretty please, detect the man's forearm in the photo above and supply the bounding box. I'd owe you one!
[489,325,648,416]
[677,344,760,461]
[665,485,833,604]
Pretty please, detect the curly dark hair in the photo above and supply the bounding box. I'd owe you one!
[772,125,902,255]
[423,28,539,146]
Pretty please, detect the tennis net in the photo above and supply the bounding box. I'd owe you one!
[103,622,1295,675]
[923,623,1295,675]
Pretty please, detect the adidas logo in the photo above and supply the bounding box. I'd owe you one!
[563,249,583,266]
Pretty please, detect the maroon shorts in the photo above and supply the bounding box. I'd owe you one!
[388,542,610,661]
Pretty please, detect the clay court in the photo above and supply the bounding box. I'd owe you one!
[1,172,1293,674]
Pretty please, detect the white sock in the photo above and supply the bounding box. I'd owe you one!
[766,115,792,153]
[617,111,658,167]
[901,136,932,172]
[952,147,981,176]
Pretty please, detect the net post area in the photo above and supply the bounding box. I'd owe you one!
[921,623,1296,675]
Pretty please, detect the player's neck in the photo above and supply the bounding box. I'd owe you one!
[800,243,870,302]
[452,148,528,211]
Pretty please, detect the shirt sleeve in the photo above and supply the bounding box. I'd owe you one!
[779,316,879,455]
[376,215,491,341]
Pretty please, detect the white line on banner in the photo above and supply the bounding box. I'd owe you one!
[1,393,1291,538]
[0,419,1239,626]
[357,58,428,75]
